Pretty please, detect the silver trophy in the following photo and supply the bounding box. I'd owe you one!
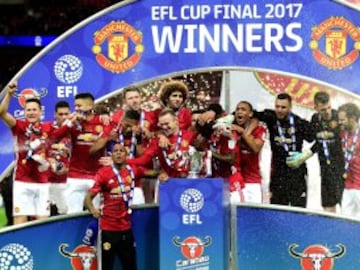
[187,146,204,178]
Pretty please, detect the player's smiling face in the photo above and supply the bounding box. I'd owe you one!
[24,101,42,123]
[338,111,351,131]
[275,98,291,120]
[158,113,178,136]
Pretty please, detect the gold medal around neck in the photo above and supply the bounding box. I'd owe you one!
[326,160,331,165]
[103,242,111,251]
[22,159,27,165]
[128,208,132,214]
[343,173,347,179]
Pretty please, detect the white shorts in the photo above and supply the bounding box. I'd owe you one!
[13,181,50,217]
[49,183,68,214]
[341,189,360,219]
[242,183,262,204]
[132,187,145,205]
[230,190,244,204]
[65,177,98,214]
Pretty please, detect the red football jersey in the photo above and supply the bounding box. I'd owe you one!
[240,125,266,184]
[128,129,196,177]
[341,130,360,189]
[48,122,71,184]
[11,120,52,183]
[68,115,112,179]
[89,165,145,231]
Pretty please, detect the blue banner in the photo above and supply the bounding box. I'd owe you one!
[1,0,360,177]
[235,205,360,270]
[2,204,360,269]
[0,207,159,270]
[159,178,230,270]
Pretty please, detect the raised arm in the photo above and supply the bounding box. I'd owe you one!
[0,82,17,128]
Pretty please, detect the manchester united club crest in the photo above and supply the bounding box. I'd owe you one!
[92,21,144,73]
[309,17,360,70]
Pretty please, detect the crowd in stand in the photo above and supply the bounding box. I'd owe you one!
[0,0,123,91]
[0,0,121,35]
[1,79,360,269]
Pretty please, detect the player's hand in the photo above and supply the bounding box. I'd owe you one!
[7,81,18,96]
[197,110,216,126]
[142,128,155,140]
[109,128,118,141]
[90,208,101,218]
[99,114,110,126]
[74,111,86,121]
[286,151,302,167]
[29,138,42,150]
[132,125,141,136]
[286,150,313,168]
[158,134,170,149]
[99,156,113,166]
[158,171,169,182]
[231,124,244,135]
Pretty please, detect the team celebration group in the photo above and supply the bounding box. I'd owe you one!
[0,79,359,269]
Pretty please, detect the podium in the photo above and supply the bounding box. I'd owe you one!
[159,178,230,270]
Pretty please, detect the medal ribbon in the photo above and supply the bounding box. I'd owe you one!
[128,132,137,159]
[162,130,182,168]
[140,110,145,129]
[318,115,331,165]
[111,164,135,213]
[276,114,296,154]
[210,136,220,172]
[118,129,137,159]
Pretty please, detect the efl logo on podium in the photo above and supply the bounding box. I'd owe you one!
[179,188,204,225]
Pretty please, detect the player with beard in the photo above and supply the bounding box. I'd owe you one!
[111,88,160,203]
[231,101,266,203]
[127,109,196,181]
[254,93,314,207]
[111,87,158,142]
[287,92,344,213]
[338,103,360,218]
[158,80,192,130]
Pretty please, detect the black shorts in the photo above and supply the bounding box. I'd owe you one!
[270,172,307,208]
[321,174,344,207]
[101,229,137,270]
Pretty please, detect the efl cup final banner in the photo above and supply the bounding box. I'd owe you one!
[0,0,359,176]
